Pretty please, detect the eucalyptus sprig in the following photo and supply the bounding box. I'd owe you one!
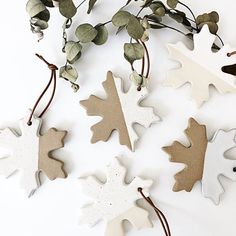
[26,0,223,92]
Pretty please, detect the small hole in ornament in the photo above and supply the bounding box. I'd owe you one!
[27,121,32,126]
[227,53,231,57]
[137,86,142,92]
[233,167,236,172]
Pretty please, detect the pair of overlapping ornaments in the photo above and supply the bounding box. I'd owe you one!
[0,25,236,235]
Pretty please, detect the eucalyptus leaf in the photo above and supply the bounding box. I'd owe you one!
[150,24,165,29]
[59,65,78,82]
[65,41,82,64]
[36,8,50,22]
[41,0,54,7]
[26,0,46,17]
[150,2,166,17]
[93,24,108,45]
[112,11,131,27]
[87,0,97,14]
[130,70,148,87]
[75,23,98,43]
[71,83,80,92]
[124,43,144,64]
[31,17,49,29]
[126,16,144,39]
[167,0,178,9]
[116,25,126,34]
[59,0,77,18]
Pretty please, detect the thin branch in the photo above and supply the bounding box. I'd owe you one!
[178,1,198,29]
[76,0,87,9]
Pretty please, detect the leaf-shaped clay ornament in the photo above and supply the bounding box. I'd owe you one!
[163,118,236,204]
[79,158,153,236]
[165,24,236,106]
[80,71,160,151]
[0,110,67,197]
[202,129,236,204]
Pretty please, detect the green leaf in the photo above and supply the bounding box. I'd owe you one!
[59,0,77,18]
[59,65,78,82]
[167,0,178,9]
[126,16,144,39]
[26,0,46,17]
[92,24,108,45]
[116,25,126,34]
[75,23,98,43]
[150,2,166,16]
[130,70,148,87]
[150,24,165,29]
[41,0,54,7]
[209,11,219,23]
[71,83,80,92]
[146,14,162,23]
[31,18,49,29]
[124,43,144,64]
[65,41,82,64]
[36,8,50,21]
[112,11,131,27]
[87,0,98,14]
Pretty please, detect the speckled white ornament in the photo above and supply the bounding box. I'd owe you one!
[79,158,153,236]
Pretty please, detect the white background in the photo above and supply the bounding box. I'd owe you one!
[0,0,236,235]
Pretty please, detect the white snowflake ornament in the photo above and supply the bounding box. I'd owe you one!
[0,110,67,197]
[79,158,153,235]
[202,129,236,204]
[80,71,160,151]
[165,25,236,106]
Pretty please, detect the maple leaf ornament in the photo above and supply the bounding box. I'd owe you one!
[165,25,236,106]
[0,111,67,197]
[80,71,160,151]
[79,158,153,236]
[163,118,236,205]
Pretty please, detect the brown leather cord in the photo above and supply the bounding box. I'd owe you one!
[138,188,171,236]
[227,51,236,57]
[27,54,58,125]
[141,41,151,79]
[137,40,151,91]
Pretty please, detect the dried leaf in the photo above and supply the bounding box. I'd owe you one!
[65,41,82,64]
[167,0,178,9]
[124,43,144,64]
[112,11,131,27]
[59,65,78,82]
[75,23,98,43]
[126,16,144,39]
[87,0,98,14]
[26,0,46,17]
[59,0,77,18]
[93,24,108,45]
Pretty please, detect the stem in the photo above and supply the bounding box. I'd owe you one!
[102,20,112,26]
[76,0,87,9]
[178,1,198,29]
[141,41,150,78]
[149,20,187,36]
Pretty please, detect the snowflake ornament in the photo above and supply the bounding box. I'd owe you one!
[0,110,67,197]
[79,158,153,235]
[165,25,236,106]
[80,71,160,151]
[163,118,236,205]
